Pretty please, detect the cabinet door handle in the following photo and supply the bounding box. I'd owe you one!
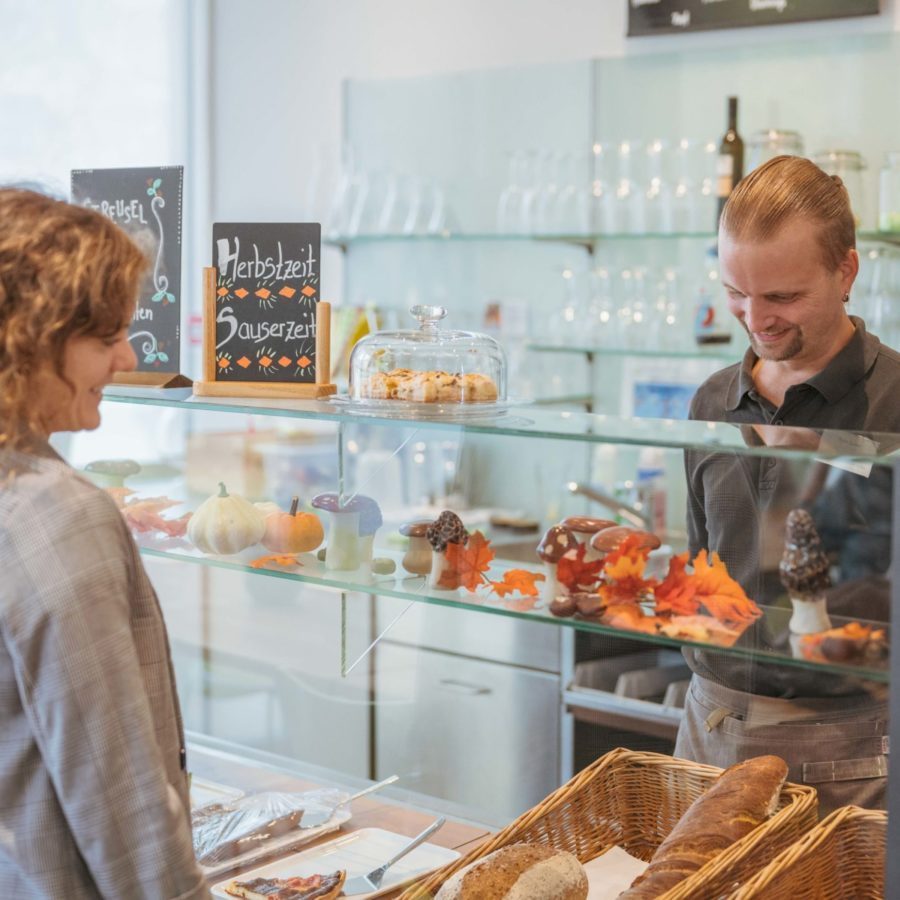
[438,678,492,696]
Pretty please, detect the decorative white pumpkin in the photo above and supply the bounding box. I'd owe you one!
[188,482,266,555]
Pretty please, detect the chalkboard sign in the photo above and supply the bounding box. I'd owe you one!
[71,166,184,383]
[628,0,879,36]
[193,223,335,399]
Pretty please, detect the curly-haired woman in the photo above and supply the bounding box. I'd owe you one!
[0,188,209,898]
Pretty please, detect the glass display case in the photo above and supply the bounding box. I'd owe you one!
[82,390,896,852]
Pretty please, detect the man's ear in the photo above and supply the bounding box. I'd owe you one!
[839,248,860,295]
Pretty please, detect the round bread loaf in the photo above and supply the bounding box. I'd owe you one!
[435,843,588,900]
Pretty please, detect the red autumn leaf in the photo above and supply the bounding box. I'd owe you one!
[690,549,762,626]
[557,543,605,593]
[598,577,650,606]
[441,531,495,592]
[653,552,700,618]
[488,568,545,598]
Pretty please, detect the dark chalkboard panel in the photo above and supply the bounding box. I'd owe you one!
[71,166,183,379]
[628,0,879,36]
[211,222,322,384]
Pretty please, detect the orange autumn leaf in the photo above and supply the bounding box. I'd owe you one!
[600,603,659,635]
[601,533,651,579]
[489,568,545,598]
[691,550,762,625]
[250,553,303,569]
[557,543,605,592]
[654,552,700,618]
[441,531,495,592]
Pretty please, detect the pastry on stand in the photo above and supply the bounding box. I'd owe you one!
[779,508,832,639]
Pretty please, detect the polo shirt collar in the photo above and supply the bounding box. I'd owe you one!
[724,316,879,411]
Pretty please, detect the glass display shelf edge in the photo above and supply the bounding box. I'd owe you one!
[323,231,900,249]
[137,542,888,683]
[101,391,900,464]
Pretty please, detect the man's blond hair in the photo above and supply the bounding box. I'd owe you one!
[720,155,856,271]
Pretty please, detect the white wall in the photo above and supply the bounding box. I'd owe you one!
[209,0,900,217]
[207,0,900,305]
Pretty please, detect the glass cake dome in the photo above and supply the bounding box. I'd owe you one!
[347,305,507,414]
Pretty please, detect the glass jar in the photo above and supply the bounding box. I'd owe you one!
[348,304,507,413]
[746,129,804,173]
[878,151,900,233]
[813,149,867,228]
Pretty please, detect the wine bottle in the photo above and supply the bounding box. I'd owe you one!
[716,96,744,226]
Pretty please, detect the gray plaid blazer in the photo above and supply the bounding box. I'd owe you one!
[0,445,209,899]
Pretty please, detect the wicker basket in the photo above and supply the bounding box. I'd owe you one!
[728,805,886,899]
[398,748,817,900]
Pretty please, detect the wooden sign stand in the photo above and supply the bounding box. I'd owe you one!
[115,371,193,388]
[192,267,338,399]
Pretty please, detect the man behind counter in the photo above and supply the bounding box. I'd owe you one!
[675,155,900,814]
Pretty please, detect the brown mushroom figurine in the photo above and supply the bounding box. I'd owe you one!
[426,510,468,588]
[536,524,577,605]
[779,508,832,635]
[560,515,617,561]
[589,525,661,559]
[399,519,433,576]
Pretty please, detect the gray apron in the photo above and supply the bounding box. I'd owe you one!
[674,674,889,816]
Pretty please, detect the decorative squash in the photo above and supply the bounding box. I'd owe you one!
[262,496,324,553]
[188,482,266,555]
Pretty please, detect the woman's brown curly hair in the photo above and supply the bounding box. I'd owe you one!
[0,187,147,449]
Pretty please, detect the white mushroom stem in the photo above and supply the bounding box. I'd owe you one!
[540,562,567,605]
[788,595,832,635]
[324,510,361,570]
[359,533,375,564]
[429,550,457,589]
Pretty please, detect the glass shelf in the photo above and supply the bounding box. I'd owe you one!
[101,390,900,465]
[528,343,740,361]
[325,231,900,250]
[136,539,888,683]
[325,231,716,249]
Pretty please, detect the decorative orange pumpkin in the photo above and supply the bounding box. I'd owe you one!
[262,496,324,553]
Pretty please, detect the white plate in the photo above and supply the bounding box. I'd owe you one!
[212,826,460,899]
[329,395,508,421]
[191,778,244,811]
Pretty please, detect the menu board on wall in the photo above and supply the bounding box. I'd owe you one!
[210,222,322,384]
[628,0,879,36]
[71,166,185,384]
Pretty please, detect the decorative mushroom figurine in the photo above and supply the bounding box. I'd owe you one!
[399,519,433,576]
[589,525,661,561]
[83,458,142,489]
[311,493,382,572]
[426,510,468,589]
[560,515,617,561]
[536,524,577,606]
[779,508,832,635]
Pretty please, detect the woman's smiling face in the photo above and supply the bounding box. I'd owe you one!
[36,328,136,434]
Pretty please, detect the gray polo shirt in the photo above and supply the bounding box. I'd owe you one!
[685,316,900,697]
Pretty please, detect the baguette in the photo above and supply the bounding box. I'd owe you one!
[618,755,788,899]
